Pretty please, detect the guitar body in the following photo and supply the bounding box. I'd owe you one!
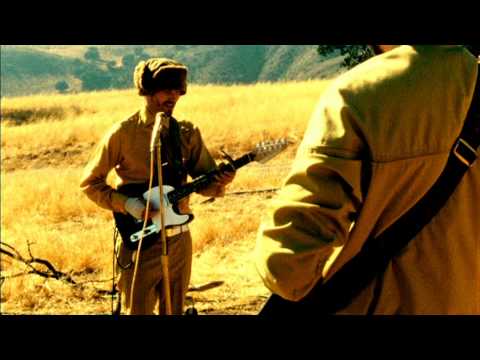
[113,183,193,251]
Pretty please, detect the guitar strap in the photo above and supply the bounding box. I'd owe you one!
[152,116,188,189]
[260,65,480,315]
[169,117,188,184]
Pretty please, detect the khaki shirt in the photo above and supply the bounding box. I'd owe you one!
[255,45,479,314]
[80,106,218,214]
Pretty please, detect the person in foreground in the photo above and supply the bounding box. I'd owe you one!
[255,45,479,314]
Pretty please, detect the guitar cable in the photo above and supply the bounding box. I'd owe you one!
[113,224,132,271]
[112,225,116,315]
[128,138,156,312]
[112,224,131,315]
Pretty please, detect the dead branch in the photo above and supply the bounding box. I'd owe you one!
[225,188,279,196]
[1,272,35,280]
[76,278,113,284]
[0,241,114,295]
[188,280,224,292]
[1,240,77,285]
[196,188,279,205]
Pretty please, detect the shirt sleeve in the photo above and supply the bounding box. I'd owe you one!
[184,124,227,197]
[254,88,367,301]
[186,125,218,178]
[79,124,128,213]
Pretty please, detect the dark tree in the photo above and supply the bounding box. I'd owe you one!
[55,80,69,93]
[319,45,479,68]
[77,68,113,91]
[318,45,375,69]
[84,47,101,62]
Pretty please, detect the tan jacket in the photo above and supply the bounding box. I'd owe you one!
[255,45,479,314]
[80,106,218,214]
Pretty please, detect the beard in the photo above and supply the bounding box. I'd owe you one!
[161,101,176,115]
[146,96,176,116]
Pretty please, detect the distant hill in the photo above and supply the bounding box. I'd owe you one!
[1,45,345,97]
[1,46,93,97]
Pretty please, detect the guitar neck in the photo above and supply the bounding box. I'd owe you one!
[169,152,255,203]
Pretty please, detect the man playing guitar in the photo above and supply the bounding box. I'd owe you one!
[80,58,235,315]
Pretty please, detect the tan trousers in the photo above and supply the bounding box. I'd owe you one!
[116,231,192,315]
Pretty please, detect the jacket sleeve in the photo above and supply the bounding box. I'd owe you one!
[79,124,128,213]
[254,88,367,301]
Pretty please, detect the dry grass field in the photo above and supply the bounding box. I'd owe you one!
[0,80,331,315]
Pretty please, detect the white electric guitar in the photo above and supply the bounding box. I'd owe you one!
[113,139,291,250]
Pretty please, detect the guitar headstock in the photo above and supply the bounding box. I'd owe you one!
[252,138,292,164]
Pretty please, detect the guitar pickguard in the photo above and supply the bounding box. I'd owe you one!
[113,183,193,251]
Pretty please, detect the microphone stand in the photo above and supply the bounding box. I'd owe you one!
[154,115,173,315]
[129,112,172,315]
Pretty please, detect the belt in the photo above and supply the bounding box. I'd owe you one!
[165,224,189,238]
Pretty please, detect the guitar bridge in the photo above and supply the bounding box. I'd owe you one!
[130,224,159,243]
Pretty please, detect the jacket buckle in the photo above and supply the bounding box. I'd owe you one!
[453,138,477,167]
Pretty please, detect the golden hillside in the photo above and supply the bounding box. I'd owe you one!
[0,80,330,314]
